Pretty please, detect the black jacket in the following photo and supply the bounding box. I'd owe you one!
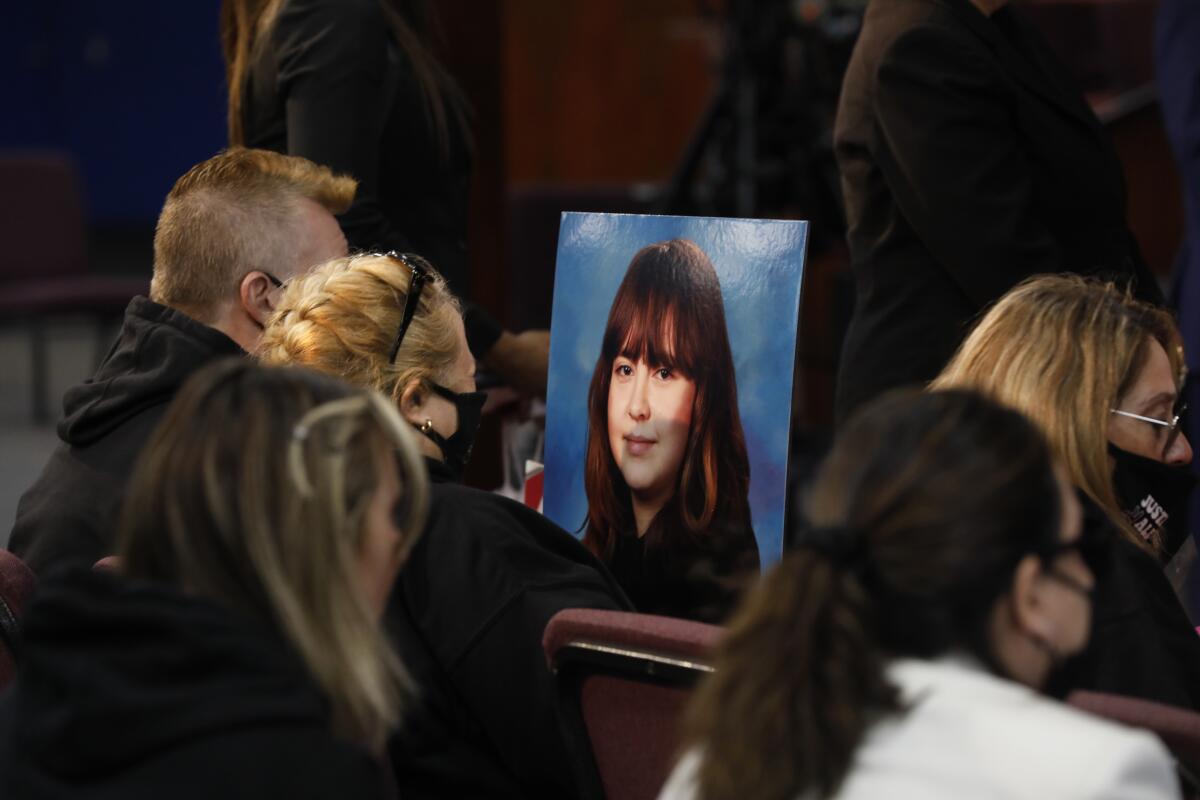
[833,0,1162,422]
[606,520,759,624]
[242,0,502,357]
[385,459,632,799]
[8,298,243,575]
[1060,505,1200,710]
[0,569,390,799]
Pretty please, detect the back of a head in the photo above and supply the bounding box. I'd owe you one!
[683,389,1062,800]
[933,274,1184,550]
[150,148,356,323]
[255,252,462,399]
[116,359,428,749]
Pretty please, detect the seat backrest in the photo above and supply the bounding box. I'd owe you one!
[0,550,38,689]
[1070,690,1200,778]
[0,152,88,282]
[543,609,723,800]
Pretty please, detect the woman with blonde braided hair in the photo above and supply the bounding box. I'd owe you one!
[258,252,630,797]
[0,360,428,798]
[258,251,469,469]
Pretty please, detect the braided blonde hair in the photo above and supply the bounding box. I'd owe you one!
[256,253,461,401]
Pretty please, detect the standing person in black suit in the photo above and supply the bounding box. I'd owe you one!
[221,0,550,395]
[833,0,1162,423]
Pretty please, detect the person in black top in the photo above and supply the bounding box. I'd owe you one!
[8,148,353,576]
[935,274,1200,710]
[258,252,631,798]
[0,360,432,798]
[833,0,1162,422]
[582,240,760,624]
[221,0,551,394]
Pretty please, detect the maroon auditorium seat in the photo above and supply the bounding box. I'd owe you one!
[543,609,723,800]
[0,550,38,689]
[0,152,149,422]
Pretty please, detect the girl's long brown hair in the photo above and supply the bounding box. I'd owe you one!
[221,0,469,158]
[682,389,1063,800]
[582,239,753,562]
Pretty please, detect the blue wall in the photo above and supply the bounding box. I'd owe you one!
[1,1,227,222]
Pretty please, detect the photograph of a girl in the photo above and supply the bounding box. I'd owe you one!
[545,213,807,623]
[583,239,760,623]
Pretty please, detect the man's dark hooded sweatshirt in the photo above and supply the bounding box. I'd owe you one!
[8,297,243,574]
[0,569,391,799]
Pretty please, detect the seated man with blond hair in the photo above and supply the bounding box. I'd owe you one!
[9,148,355,574]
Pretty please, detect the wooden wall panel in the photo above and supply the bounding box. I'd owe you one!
[502,1,718,183]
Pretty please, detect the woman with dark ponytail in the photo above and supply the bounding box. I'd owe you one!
[660,389,1179,800]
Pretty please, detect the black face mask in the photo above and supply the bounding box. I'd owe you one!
[417,383,486,478]
[1108,443,1197,561]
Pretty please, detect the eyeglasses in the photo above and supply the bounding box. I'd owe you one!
[263,272,284,288]
[1109,400,1187,458]
[386,253,432,363]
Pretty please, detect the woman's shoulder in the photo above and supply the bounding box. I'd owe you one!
[271,0,389,67]
[1097,532,1197,630]
[276,0,382,28]
[417,482,623,597]
[858,0,981,53]
[848,0,999,91]
[658,679,1178,800]
[878,658,1179,798]
[426,481,572,541]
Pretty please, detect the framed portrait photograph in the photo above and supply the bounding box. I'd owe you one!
[544,212,808,620]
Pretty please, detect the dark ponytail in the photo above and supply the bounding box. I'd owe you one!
[681,389,1063,799]
[686,550,896,800]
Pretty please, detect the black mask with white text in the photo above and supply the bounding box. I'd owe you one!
[1108,443,1197,561]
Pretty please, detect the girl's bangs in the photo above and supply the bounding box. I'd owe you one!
[612,297,700,375]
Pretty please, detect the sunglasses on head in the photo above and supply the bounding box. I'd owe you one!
[386,252,433,363]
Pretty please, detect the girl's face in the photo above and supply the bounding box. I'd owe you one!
[606,354,696,511]
[1108,338,1192,465]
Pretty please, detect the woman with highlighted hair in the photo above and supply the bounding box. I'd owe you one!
[0,360,428,798]
[661,390,1179,800]
[583,238,759,623]
[933,274,1200,710]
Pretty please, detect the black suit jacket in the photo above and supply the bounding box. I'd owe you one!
[833,0,1162,422]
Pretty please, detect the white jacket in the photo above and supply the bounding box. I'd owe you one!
[658,656,1181,800]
